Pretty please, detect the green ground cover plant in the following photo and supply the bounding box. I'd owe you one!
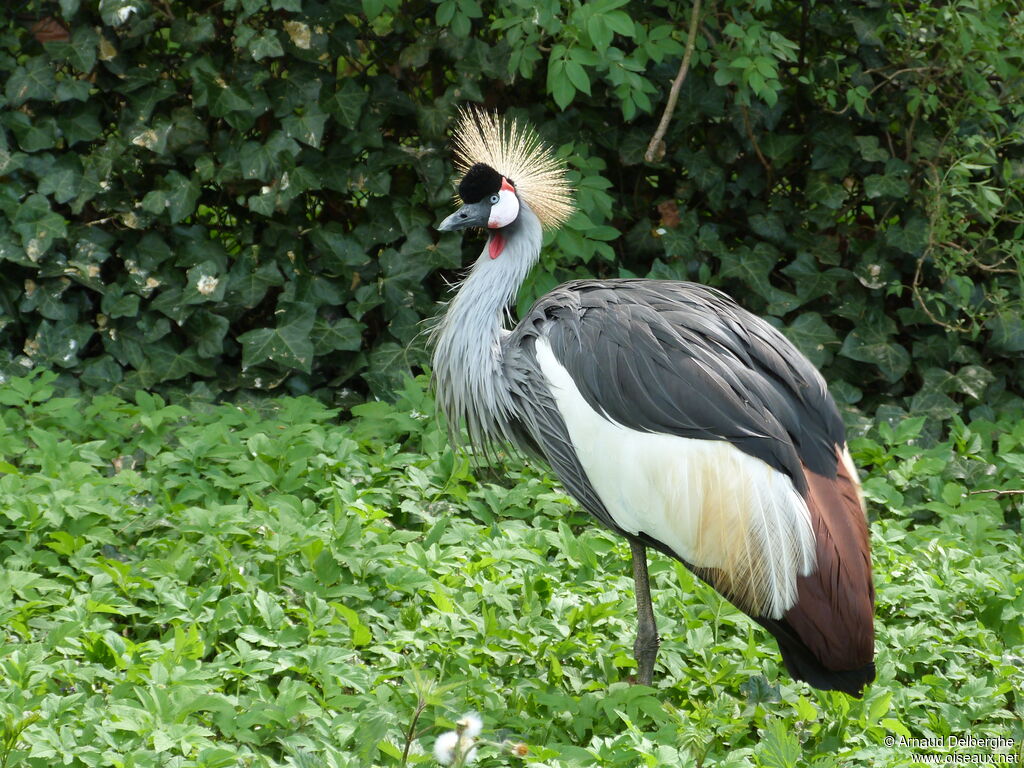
[0,369,1021,767]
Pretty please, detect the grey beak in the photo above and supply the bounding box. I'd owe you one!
[438,201,491,232]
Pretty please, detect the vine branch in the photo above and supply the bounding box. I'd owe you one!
[645,0,703,163]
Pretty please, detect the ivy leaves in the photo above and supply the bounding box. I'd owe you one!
[1,0,1021,417]
[239,303,316,373]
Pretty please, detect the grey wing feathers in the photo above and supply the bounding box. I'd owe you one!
[506,279,846,489]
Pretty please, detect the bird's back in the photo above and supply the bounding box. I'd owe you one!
[504,278,875,696]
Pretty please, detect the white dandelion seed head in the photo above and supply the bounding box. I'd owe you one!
[434,731,459,765]
[434,730,478,766]
[457,713,483,738]
[509,741,529,757]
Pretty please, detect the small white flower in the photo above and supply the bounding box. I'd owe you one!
[115,5,137,24]
[196,275,219,296]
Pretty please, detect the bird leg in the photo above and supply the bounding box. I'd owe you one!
[630,539,660,686]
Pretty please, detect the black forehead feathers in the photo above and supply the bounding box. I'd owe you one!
[458,163,502,203]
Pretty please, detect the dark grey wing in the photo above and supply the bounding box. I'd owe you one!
[508,279,846,489]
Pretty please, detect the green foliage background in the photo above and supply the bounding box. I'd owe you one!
[2,3,1024,764]
[1,0,1022,420]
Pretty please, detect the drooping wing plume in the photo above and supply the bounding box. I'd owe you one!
[451,106,574,230]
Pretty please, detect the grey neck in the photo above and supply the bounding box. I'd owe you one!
[432,201,544,448]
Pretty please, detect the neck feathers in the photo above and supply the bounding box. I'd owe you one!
[432,203,543,449]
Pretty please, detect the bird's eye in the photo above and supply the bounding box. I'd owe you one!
[489,194,500,205]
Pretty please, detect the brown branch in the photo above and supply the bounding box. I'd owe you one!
[152,0,175,20]
[968,489,1024,497]
[904,111,917,163]
[956,240,1021,273]
[912,247,966,332]
[740,105,771,183]
[645,0,702,163]
[825,66,943,117]
[912,164,967,332]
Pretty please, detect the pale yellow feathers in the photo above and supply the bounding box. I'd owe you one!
[452,107,574,231]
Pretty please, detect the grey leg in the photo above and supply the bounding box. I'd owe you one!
[630,539,659,686]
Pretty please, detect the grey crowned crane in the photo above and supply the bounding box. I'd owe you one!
[431,108,875,697]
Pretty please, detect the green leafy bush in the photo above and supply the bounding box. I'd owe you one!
[1,0,1021,417]
[0,371,1021,766]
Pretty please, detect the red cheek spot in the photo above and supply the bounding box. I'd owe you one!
[488,232,505,259]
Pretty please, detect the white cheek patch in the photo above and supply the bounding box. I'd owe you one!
[488,181,520,228]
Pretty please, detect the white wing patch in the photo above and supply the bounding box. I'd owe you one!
[535,337,817,619]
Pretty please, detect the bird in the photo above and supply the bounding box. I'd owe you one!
[430,107,875,697]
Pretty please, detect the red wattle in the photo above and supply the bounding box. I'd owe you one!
[488,233,505,259]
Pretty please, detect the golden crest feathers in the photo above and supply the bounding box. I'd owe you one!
[452,107,574,231]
